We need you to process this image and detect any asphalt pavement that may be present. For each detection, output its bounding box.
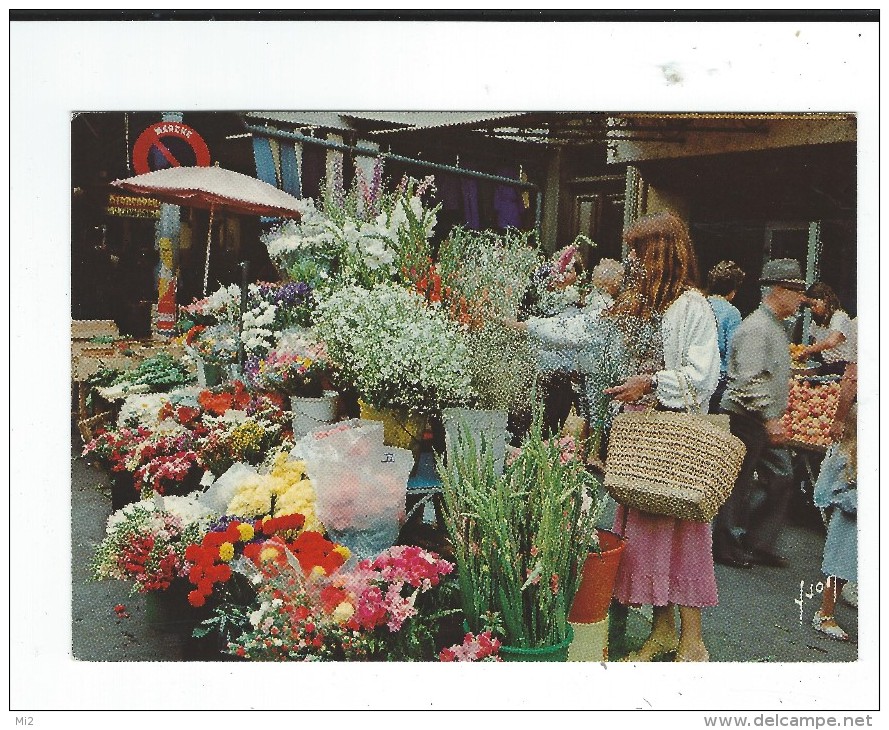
[71,439,858,664]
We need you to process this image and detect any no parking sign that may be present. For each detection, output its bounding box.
[132,122,211,174]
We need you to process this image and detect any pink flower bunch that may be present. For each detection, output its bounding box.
[135,450,199,494]
[82,426,153,472]
[550,435,578,464]
[325,546,454,634]
[361,545,455,592]
[439,632,502,662]
[342,577,418,633]
[182,298,210,316]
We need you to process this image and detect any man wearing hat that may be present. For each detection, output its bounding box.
[713,259,808,568]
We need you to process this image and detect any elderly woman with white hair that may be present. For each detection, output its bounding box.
[505,257,626,433]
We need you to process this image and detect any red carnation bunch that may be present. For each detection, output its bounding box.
[184,513,336,608]
[93,508,195,593]
[198,380,252,416]
[117,533,181,592]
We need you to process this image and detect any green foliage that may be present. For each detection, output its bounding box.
[122,353,192,389]
[437,400,602,649]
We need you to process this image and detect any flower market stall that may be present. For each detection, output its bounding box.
[78,166,615,662]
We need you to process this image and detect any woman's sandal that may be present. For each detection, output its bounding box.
[675,647,710,662]
[812,611,850,641]
[621,635,680,662]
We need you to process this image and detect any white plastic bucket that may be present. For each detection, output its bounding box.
[441,407,509,474]
[290,392,338,439]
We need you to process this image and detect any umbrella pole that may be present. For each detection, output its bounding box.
[238,260,249,376]
[202,203,215,297]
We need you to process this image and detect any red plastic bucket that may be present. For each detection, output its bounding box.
[568,530,627,624]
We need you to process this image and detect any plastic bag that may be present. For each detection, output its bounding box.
[299,419,414,562]
[290,418,384,461]
[196,462,258,514]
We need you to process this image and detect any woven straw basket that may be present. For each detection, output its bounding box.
[604,410,747,522]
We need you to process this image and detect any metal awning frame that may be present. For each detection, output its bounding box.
[244,122,544,240]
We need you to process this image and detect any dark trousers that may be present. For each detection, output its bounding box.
[542,370,579,437]
[713,411,795,555]
[708,374,728,415]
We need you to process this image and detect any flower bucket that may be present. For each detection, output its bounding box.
[358,401,427,460]
[568,617,609,662]
[144,579,201,635]
[195,357,224,388]
[290,391,338,440]
[499,625,574,662]
[441,407,509,474]
[567,530,627,624]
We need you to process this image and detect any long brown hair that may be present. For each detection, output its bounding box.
[611,211,700,317]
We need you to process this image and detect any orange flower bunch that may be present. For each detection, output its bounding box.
[403,259,483,328]
[198,380,252,416]
[245,530,348,578]
[185,513,309,607]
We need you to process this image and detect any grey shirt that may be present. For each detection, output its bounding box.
[720,304,791,421]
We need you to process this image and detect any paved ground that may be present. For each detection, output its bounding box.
[71,439,857,664]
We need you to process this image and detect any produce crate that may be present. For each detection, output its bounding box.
[78,411,112,444]
[71,352,137,382]
[71,319,119,340]
[782,376,841,452]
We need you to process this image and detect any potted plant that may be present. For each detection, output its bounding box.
[246,334,337,440]
[314,282,475,460]
[437,401,604,660]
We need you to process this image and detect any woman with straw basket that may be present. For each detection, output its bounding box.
[603,211,720,663]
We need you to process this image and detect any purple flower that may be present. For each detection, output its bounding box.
[207,514,253,533]
[243,355,262,388]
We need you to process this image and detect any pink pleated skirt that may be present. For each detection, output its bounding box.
[612,505,719,607]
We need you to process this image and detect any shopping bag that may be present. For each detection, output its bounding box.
[603,409,745,522]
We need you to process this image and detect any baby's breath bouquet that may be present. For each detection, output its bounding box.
[315,283,475,414]
[436,227,541,413]
[461,323,538,414]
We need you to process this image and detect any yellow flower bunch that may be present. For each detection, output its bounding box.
[226,473,275,517]
[229,420,266,455]
[224,452,321,531]
[268,452,321,532]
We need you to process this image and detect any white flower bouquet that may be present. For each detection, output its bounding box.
[315,283,475,414]
[260,170,440,292]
